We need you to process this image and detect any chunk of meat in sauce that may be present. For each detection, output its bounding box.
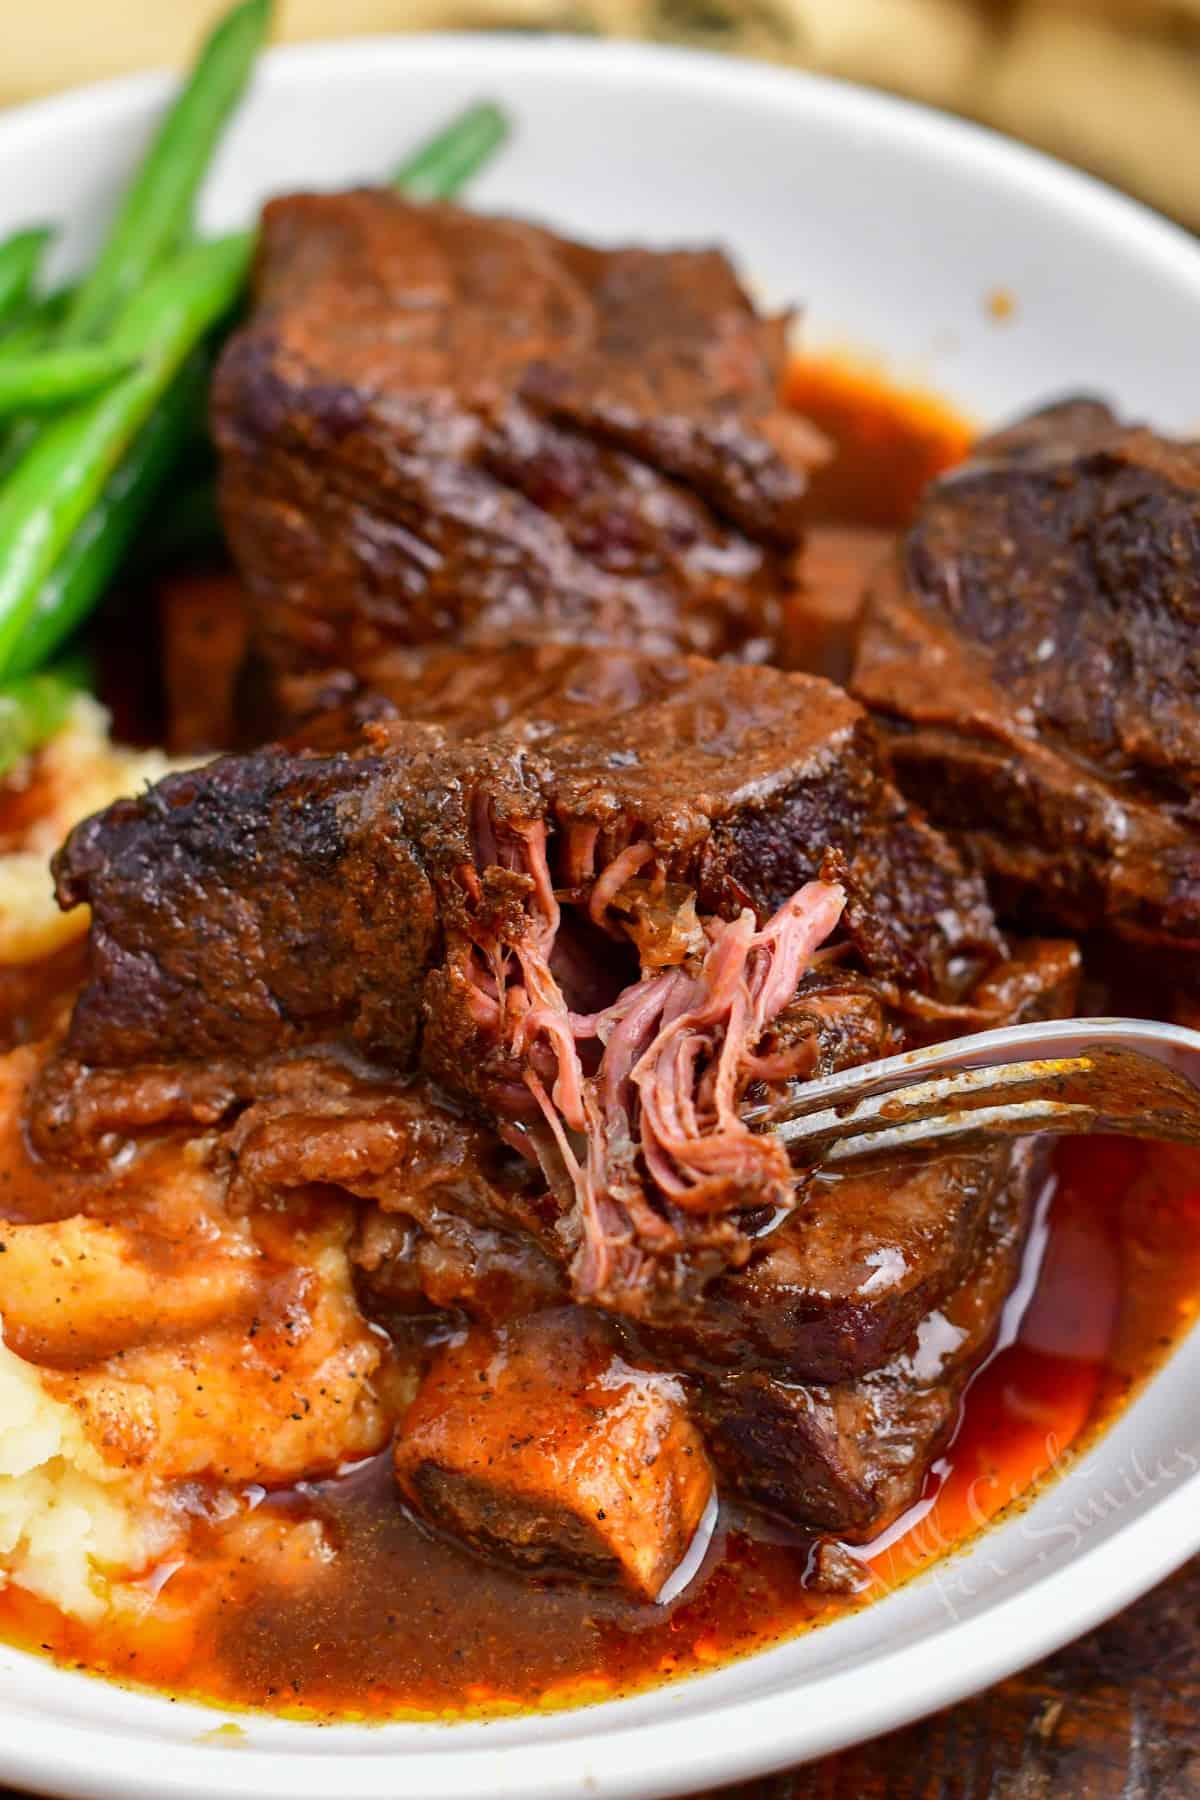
[36,654,1007,1317]
[853,398,1200,948]
[225,1063,565,1328]
[395,1307,713,1599]
[698,1139,1038,1538]
[213,192,819,674]
[221,935,1075,1404]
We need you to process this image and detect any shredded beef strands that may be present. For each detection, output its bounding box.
[587,842,656,928]
[460,809,845,1300]
[621,883,844,1211]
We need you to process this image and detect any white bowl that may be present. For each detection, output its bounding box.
[3,35,1200,1800]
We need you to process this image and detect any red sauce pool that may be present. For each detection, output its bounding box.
[3,1134,1197,1720]
[1,357,1197,1721]
[787,354,974,527]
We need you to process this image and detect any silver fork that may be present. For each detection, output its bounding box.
[749,1017,1200,1166]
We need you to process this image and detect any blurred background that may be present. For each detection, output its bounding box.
[13,1,1200,231]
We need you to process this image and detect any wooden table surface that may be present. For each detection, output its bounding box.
[2,1556,1195,1800]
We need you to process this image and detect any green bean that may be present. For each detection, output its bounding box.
[0,228,54,329]
[0,288,74,362]
[6,359,208,680]
[391,99,510,202]
[0,346,137,416]
[0,232,251,676]
[0,653,90,778]
[0,315,49,363]
[1,95,510,681]
[0,288,82,476]
[59,0,271,344]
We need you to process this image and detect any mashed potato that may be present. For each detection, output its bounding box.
[40,1232,390,1487]
[0,1326,174,1621]
[0,694,185,965]
[0,703,188,1618]
[0,1184,391,1620]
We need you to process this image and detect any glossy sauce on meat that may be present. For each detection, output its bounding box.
[1,356,1197,1721]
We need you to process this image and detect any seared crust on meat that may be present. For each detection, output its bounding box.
[35,655,1013,1305]
[853,399,1200,947]
[213,192,821,677]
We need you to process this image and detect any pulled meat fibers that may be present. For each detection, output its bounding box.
[470,818,844,1301]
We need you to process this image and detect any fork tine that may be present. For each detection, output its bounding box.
[768,1055,1095,1151]
[819,1098,1098,1163]
[819,1090,1200,1164]
[749,1024,1134,1124]
[754,1020,1200,1165]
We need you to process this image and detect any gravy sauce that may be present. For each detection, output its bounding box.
[1,358,1196,1721]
